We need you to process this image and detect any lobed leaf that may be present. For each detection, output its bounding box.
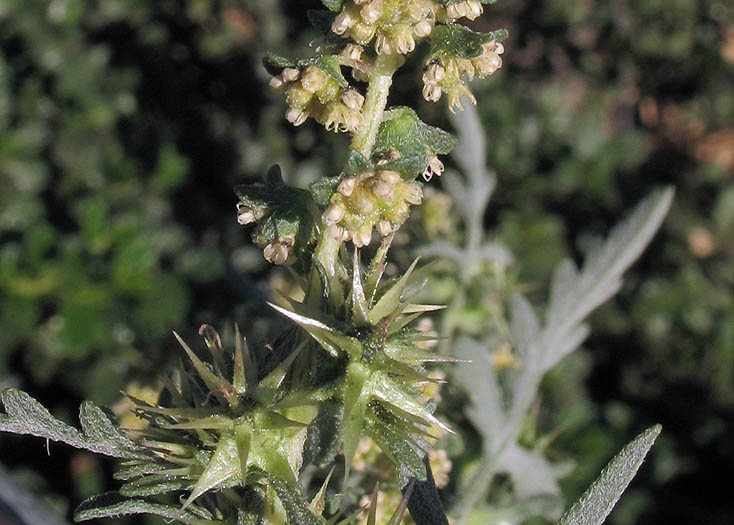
[235,165,318,251]
[0,389,149,460]
[373,108,456,180]
[428,25,507,62]
[74,492,218,524]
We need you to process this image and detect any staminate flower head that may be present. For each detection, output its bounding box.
[422,29,506,112]
[330,0,437,55]
[268,60,364,133]
[323,170,423,247]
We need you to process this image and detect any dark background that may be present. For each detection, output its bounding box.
[0,0,731,523]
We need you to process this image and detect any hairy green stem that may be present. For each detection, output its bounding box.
[309,53,402,307]
[350,53,402,158]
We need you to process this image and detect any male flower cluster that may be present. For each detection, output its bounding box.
[322,170,423,247]
[422,38,504,112]
[270,64,364,132]
[331,0,437,55]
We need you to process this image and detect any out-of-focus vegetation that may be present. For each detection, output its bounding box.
[0,0,731,524]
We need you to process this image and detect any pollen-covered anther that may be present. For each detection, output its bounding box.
[423,154,444,181]
[263,240,291,265]
[236,203,256,225]
[322,202,346,226]
[330,224,350,241]
[393,26,416,54]
[360,0,383,25]
[332,10,356,35]
[338,176,357,197]
[447,85,476,114]
[377,170,400,185]
[422,63,445,102]
[413,20,433,38]
[340,43,364,61]
[473,40,505,77]
[423,83,442,102]
[285,106,309,126]
[341,89,365,111]
[446,1,483,21]
[404,184,423,205]
[281,68,300,82]
[376,220,394,237]
[269,75,286,93]
[352,226,373,248]
[375,33,392,55]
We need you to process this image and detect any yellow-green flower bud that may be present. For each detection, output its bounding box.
[301,66,328,93]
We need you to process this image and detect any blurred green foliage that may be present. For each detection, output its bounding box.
[0,0,731,524]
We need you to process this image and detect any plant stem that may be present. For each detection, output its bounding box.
[350,53,402,158]
[309,52,402,306]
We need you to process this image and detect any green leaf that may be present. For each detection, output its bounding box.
[269,477,323,525]
[559,425,662,525]
[0,389,149,460]
[319,0,345,12]
[428,24,508,61]
[368,257,420,325]
[373,108,456,179]
[235,165,318,250]
[309,175,342,206]
[304,399,343,468]
[74,492,219,524]
[262,52,295,76]
[263,52,347,88]
[344,148,374,175]
[119,476,194,497]
[184,433,240,508]
[368,421,426,481]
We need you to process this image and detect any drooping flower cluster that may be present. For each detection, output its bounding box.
[322,170,423,246]
[270,64,364,132]
[437,0,485,22]
[331,0,437,55]
[423,38,504,112]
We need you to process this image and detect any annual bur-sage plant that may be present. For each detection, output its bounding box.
[0,1,670,524]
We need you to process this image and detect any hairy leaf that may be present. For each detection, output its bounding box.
[540,187,674,371]
[262,53,347,88]
[269,477,323,525]
[319,0,345,12]
[428,25,507,61]
[559,425,661,525]
[234,165,318,250]
[0,389,149,460]
[74,492,218,524]
[373,107,456,180]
